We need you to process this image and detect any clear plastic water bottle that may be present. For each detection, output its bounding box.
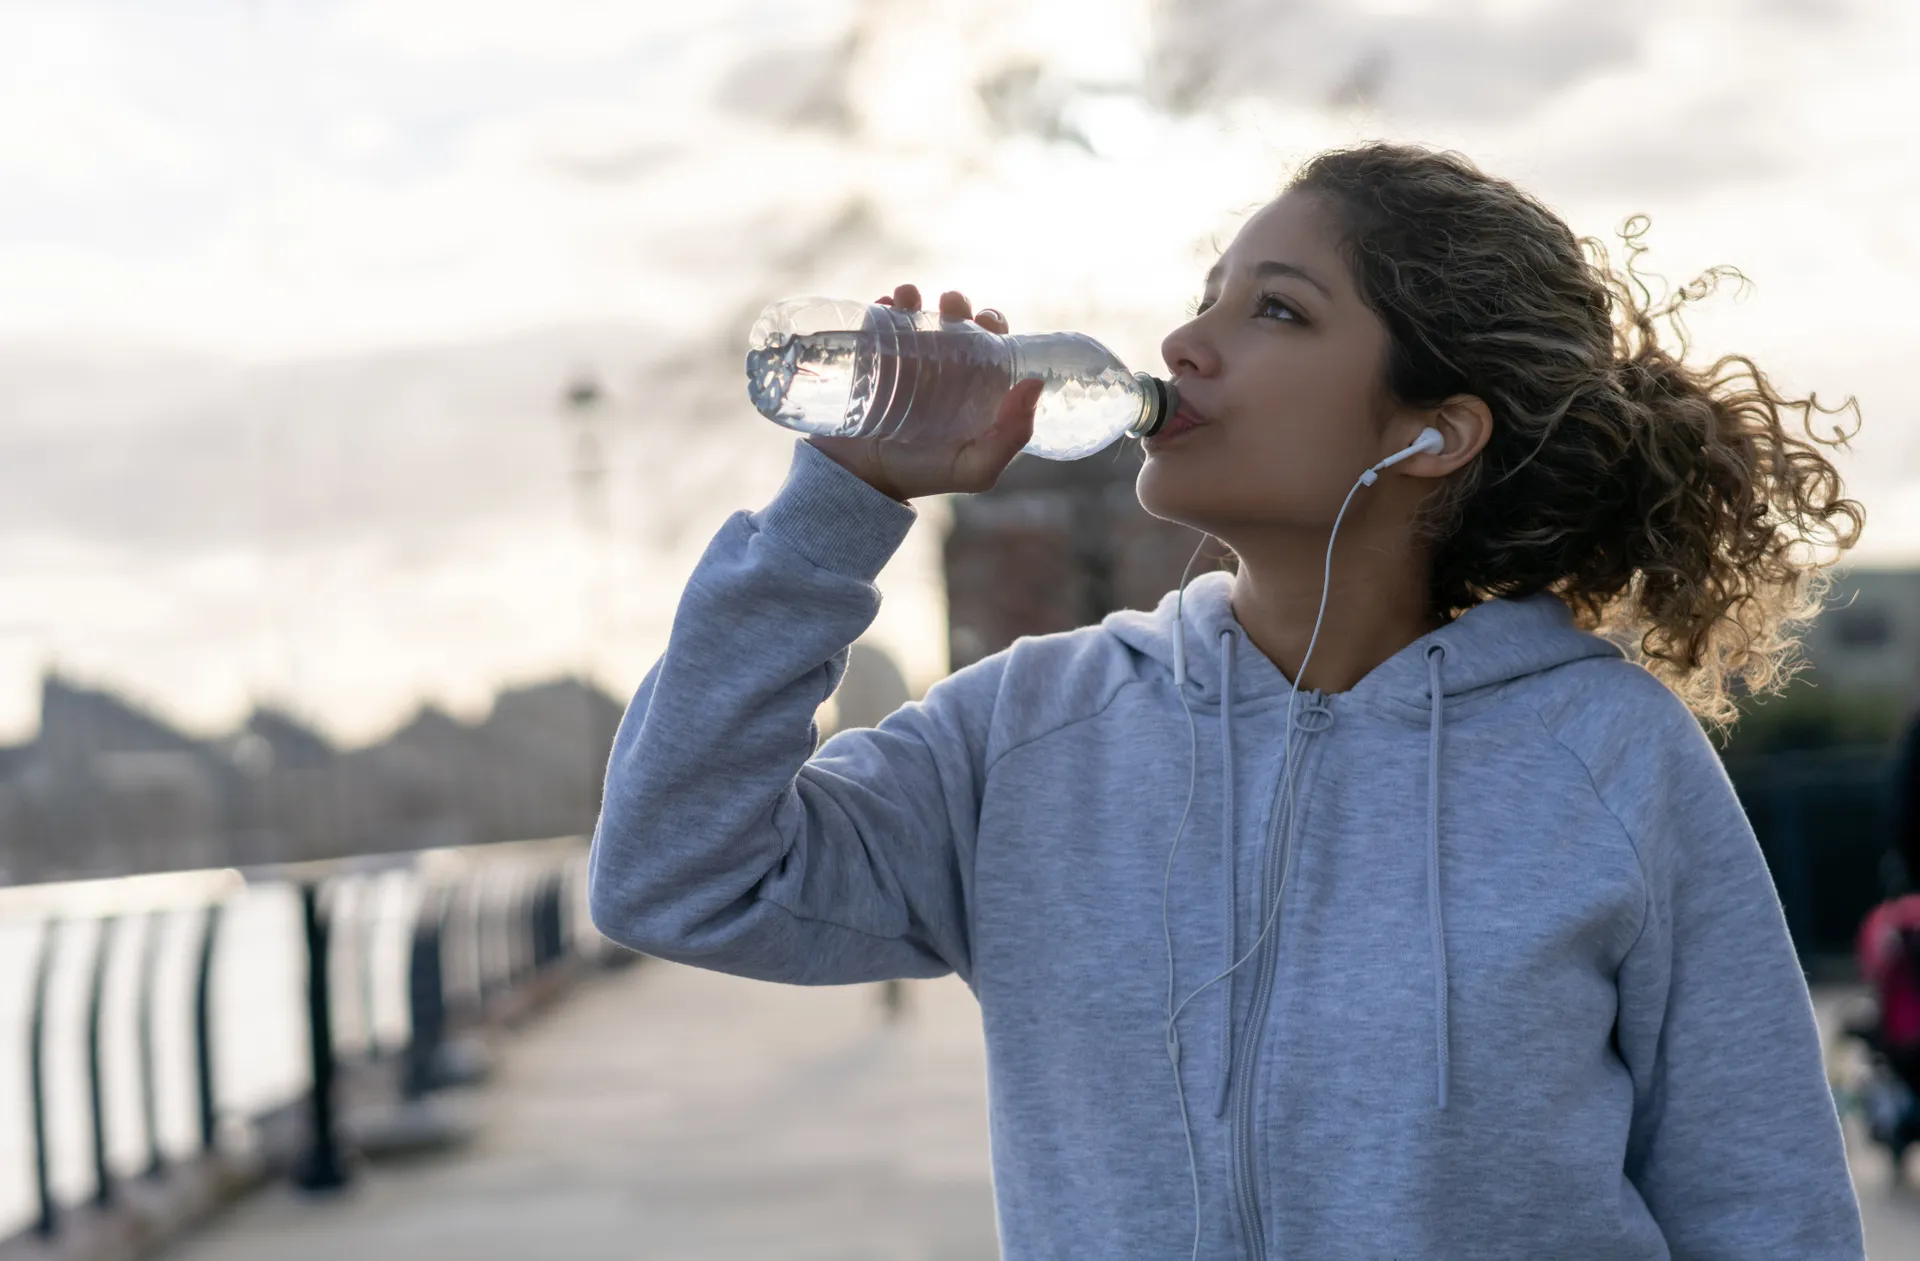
[745,296,1177,461]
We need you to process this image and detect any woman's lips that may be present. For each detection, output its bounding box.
[1146,403,1210,446]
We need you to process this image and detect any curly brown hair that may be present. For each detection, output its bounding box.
[1288,143,1865,731]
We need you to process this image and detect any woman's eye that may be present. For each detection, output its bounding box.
[1256,293,1302,323]
[1187,293,1300,322]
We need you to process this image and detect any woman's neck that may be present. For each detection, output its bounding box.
[1227,527,1439,695]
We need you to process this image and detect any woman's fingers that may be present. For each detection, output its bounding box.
[877,285,1007,331]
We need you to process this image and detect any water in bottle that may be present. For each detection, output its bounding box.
[744,296,1177,461]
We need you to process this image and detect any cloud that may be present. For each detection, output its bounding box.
[337,0,827,64]
[713,35,859,133]
[1145,0,1644,119]
[0,10,206,194]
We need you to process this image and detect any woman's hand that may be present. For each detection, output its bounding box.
[808,284,1041,503]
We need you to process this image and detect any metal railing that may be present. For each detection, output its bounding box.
[0,836,624,1257]
[1724,745,1898,960]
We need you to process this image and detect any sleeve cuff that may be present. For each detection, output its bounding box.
[750,439,919,580]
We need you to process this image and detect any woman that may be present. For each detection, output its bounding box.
[588,144,1866,1258]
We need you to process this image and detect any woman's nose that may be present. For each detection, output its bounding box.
[1161,318,1219,380]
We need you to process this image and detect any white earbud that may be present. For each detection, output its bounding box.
[1359,426,1445,485]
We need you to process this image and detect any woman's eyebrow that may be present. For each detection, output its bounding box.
[1202,259,1333,300]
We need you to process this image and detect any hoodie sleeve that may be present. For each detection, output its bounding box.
[586,440,998,985]
[1611,712,1864,1258]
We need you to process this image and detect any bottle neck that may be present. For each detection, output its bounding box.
[1128,373,1177,437]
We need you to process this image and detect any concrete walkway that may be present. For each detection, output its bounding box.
[157,963,998,1261]
[153,966,1920,1261]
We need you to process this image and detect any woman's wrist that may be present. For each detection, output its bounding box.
[806,436,911,504]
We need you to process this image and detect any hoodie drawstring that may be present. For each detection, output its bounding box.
[1214,630,1238,1117]
[1425,642,1451,1111]
[1202,631,1452,1113]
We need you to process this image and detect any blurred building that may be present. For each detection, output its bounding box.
[0,678,236,882]
[0,674,624,886]
[944,449,1224,669]
[1797,569,1920,701]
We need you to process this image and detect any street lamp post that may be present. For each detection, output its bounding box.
[561,372,615,830]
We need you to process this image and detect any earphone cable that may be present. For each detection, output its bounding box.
[1158,428,1428,1254]
[1160,532,1212,1261]
[1169,472,1366,1026]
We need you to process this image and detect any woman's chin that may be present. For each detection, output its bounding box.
[1134,457,1212,527]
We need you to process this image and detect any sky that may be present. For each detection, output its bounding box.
[0,0,1916,743]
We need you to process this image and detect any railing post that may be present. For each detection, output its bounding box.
[1769,773,1814,952]
[510,874,533,987]
[138,910,167,1178]
[360,876,384,1061]
[440,876,475,1020]
[495,871,518,990]
[28,919,60,1238]
[404,886,449,1099]
[292,881,350,1192]
[499,874,518,989]
[530,873,549,971]
[87,916,120,1209]
[470,875,498,1012]
[537,871,565,969]
[194,902,223,1153]
[558,858,579,959]
[494,873,517,997]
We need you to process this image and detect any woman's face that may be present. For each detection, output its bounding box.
[1138,191,1405,536]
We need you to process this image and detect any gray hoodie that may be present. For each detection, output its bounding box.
[589,440,1864,1259]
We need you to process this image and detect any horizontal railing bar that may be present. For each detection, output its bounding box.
[239,835,586,888]
[0,869,245,919]
[0,836,589,920]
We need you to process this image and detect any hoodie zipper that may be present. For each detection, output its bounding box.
[1229,690,1326,1260]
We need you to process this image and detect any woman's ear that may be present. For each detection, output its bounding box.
[1422,394,1493,474]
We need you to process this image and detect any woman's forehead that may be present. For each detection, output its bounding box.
[1207,194,1346,294]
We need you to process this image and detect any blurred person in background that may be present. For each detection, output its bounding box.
[588,144,1865,1257]
[1839,692,1920,1162]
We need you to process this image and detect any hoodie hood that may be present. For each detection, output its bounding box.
[1104,570,1623,708]
[1104,570,1624,1111]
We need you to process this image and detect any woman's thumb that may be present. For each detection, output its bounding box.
[950,379,1040,491]
[966,378,1042,486]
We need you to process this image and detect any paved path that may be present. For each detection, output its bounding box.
[158,964,998,1261]
[157,966,1920,1260]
